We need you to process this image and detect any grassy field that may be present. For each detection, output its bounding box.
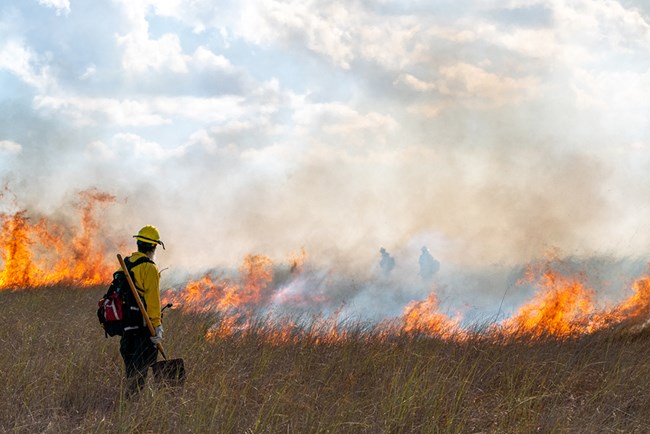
[2,286,650,433]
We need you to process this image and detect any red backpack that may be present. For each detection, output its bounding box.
[97,256,152,337]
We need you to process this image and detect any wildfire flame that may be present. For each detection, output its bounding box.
[162,253,353,344]
[0,189,116,290]
[401,292,460,339]
[163,255,275,339]
[495,263,650,339]
[611,274,650,320]
[163,255,650,344]
[501,270,595,338]
[5,189,650,343]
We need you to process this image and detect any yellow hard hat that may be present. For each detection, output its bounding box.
[133,225,165,249]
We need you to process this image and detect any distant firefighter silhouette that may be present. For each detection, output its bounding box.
[418,246,440,280]
[379,247,396,277]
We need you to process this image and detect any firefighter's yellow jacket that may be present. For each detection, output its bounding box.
[126,251,162,328]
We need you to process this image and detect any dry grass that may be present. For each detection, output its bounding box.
[2,287,650,433]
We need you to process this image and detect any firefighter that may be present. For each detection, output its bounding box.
[418,246,439,281]
[379,247,395,278]
[120,225,165,397]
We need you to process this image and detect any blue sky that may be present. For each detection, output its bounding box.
[1,0,650,278]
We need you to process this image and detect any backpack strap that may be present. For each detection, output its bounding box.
[123,255,154,297]
[121,256,155,332]
[124,255,154,270]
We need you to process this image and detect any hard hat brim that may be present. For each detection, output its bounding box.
[133,235,165,250]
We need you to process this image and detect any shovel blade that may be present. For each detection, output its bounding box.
[152,359,186,387]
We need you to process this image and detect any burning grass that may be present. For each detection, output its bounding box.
[3,286,650,433]
[3,188,650,342]
[157,253,650,345]
[4,191,650,430]
[0,189,116,289]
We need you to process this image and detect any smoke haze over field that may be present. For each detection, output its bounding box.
[2,0,650,303]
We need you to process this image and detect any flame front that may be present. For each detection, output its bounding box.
[401,292,459,339]
[501,271,595,338]
[6,188,650,343]
[163,254,275,339]
[499,265,650,339]
[163,255,650,344]
[612,275,650,320]
[0,210,35,288]
[0,189,115,290]
[163,254,355,344]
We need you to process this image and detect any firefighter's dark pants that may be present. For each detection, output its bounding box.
[120,329,157,396]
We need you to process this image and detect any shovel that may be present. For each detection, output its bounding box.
[117,254,186,387]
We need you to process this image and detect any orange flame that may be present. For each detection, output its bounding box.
[222,254,274,310]
[586,272,650,332]
[9,188,650,343]
[165,254,355,345]
[162,246,650,343]
[163,255,273,312]
[397,260,650,341]
[612,274,650,320]
[499,263,650,339]
[502,270,595,338]
[164,254,274,338]
[401,292,460,339]
[0,210,36,288]
[0,189,115,290]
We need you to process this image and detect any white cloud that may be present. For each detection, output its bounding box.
[118,32,188,74]
[292,102,397,143]
[554,0,650,61]
[79,64,97,80]
[436,62,538,107]
[150,96,247,122]
[114,0,234,76]
[115,0,187,74]
[487,27,558,59]
[185,116,286,156]
[32,93,255,128]
[395,63,539,108]
[33,96,170,127]
[0,140,22,154]
[394,73,437,92]
[192,46,233,71]
[85,140,114,160]
[38,0,70,16]
[117,37,234,77]
[345,18,423,70]
[186,129,217,153]
[0,40,54,91]
[149,0,185,16]
[85,134,190,161]
[238,0,356,68]
[114,133,189,159]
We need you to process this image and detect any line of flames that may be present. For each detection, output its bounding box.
[159,256,650,345]
[3,190,650,343]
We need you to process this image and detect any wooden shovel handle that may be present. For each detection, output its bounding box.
[117,254,167,360]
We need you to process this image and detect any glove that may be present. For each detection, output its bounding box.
[150,325,164,345]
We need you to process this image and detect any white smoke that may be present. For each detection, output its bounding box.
[1,0,650,320]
